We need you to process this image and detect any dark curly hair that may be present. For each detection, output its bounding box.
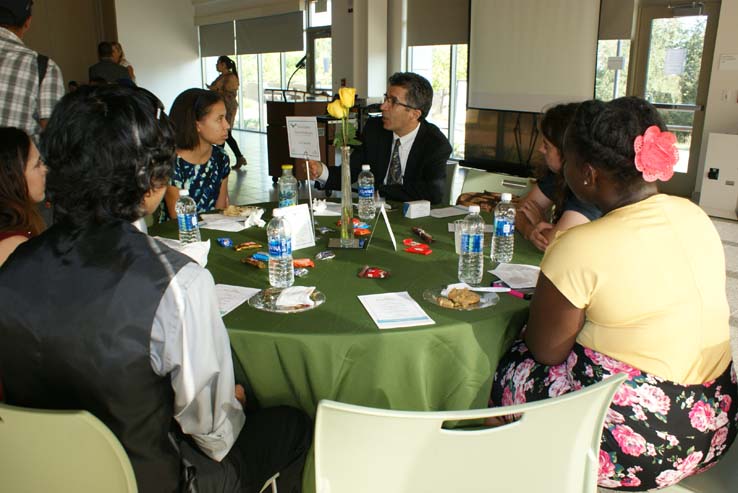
[388,72,433,120]
[0,127,44,236]
[41,85,175,227]
[169,88,224,150]
[565,97,667,190]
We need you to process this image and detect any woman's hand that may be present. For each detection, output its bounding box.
[520,200,545,228]
[235,384,246,408]
[529,221,553,251]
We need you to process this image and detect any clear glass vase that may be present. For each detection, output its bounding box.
[340,146,354,247]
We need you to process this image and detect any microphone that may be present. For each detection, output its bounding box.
[295,55,307,69]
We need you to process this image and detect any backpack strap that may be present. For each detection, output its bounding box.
[37,53,49,85]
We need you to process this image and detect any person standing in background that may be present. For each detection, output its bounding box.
[208,55,247,170]
[111,41,135,82]
[88,41,130,84]
[0,0,65,146]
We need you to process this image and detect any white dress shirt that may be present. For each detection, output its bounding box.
[149,261,245,462]
[315,121,421,185]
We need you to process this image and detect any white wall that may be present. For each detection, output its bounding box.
[115,0,201,111]
[331,0,354,91]
[695,0,738,197]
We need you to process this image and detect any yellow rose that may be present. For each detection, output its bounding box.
[327,99,348,119]
[338,87,356,109]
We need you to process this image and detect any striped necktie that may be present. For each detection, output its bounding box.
[388,139,402,185]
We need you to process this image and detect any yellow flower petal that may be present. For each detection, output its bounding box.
[338,87,356,109]
[327,99,348,119]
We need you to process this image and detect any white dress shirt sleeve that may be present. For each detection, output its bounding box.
[149,262,245,462]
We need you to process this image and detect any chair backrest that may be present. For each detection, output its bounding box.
[315,373,626,493]
[0,403,138,493]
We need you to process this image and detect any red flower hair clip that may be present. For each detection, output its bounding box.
[633,125,679,182]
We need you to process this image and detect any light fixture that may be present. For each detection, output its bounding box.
[668,1,704,17]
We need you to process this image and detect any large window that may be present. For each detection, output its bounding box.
[595,39,631,101]
[408,44,468,158]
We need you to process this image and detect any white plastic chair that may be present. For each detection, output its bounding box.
[0,402,138,492]
[315,373,626,493]
[449,164,535,204]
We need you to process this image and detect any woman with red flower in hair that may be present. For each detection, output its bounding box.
[490,97,737,490]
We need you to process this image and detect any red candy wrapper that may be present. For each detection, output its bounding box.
[411,226,433,243]
[357,265,390,279]
[354,228,371,237]
[293,258,315,268]
[337,217,360,227]
[404,245,432,255]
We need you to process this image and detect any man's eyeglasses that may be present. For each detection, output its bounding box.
[383,93,419,110]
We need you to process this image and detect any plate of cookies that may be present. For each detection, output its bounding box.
[423,286,499,311]
[222,204,260,217]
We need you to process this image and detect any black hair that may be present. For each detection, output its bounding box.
[169,88,224,150]
[565,97,667,190]
[0,1,32,28]
[539,103,579,222]
[41,85,175,227]
[97,41,113,59]
[388,72,433,120]
[217,55,238,77]
[0,127,44,236]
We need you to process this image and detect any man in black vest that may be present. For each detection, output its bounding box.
[0,86,310,493]
[308,72,452,204]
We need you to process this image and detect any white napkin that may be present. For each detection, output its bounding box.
[489,263,541,289]
[276,286,316,308]
[154,237,211,267]
[244,208,266,228]
[200,218,248,232]
[312,199,342,216]
[442,282,510,296]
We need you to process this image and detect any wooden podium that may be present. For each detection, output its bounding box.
[266,101,336,183]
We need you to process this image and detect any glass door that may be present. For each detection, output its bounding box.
[631,2,719,197]
[306,27,332,93]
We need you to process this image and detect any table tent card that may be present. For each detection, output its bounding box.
[285,116,321,229]
[275,203,316,251]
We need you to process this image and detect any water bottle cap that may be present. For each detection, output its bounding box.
[362,164,370,171]
[501,193,512,203]
[178,189,189,197]
[281,164,293,170]
[468,205,480,213]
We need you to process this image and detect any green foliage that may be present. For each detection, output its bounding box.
[333,121,361,147]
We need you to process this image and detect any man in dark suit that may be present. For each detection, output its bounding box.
[88,41,131,84]
[309,72,452,204]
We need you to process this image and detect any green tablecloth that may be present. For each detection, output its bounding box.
[151,204,542,491]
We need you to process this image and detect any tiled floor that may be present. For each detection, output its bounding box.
[226,129,738,341]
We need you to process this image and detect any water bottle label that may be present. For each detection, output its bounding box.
[278,193,297,208]
[494,218,514,237]
[358,185,374,198]
[268,238,292,258]
[461,233,483,253]
[177,213,198,232]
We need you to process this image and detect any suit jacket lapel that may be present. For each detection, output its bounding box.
[376,126,394,183]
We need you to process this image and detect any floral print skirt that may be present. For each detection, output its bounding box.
[491,340,738,490]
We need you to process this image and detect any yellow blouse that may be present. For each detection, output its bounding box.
[541,194,731,385]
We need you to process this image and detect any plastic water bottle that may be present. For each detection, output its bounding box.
[175,189,201,244]
[491,193,516,263]
[278,164,298,207]
[357,164,376,221]
[267,208,294,288]
[457,205,485,286]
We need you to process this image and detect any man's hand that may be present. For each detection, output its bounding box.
[308,160,324,180]
[235,384,246,408]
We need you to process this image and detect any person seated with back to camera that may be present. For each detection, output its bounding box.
[307,72,452,205]
[516,103,602,251]
[0,85,311,493]
[160,88,231,222]
[490,97,737,491]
